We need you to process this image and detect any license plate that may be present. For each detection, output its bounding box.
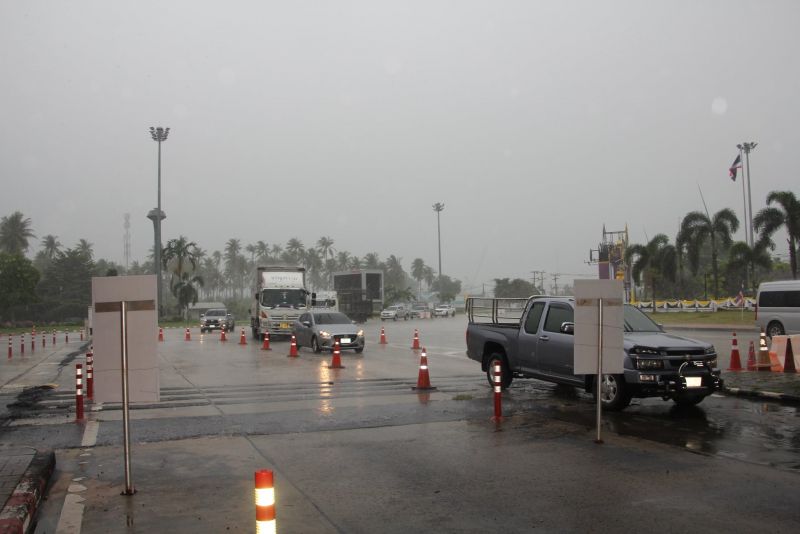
[280,323,290,330]
[340,338,351,344]
[685,376,702,388]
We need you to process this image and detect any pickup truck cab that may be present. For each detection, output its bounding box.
[466,296,722,410]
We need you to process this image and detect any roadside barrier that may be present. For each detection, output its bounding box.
[492,360,503,422]
[254,469,276,534]
[412,348,436,391]
[86,349,94,400]
[158,327,164,342]
[31,330,35,352]
[20,334,24,355]
[261,332,271,351]
[52,330,56,345]
[7,335,12,359]
[288,335,298,357]
[728,332,742,371]
[75,363,84,421]
[65,331,69,343]
[380,326,387,345]
[747,341,756,371]
[41,332,45,349]
[411,329,420,350]
[329,340,344,369]
[185,328,191,341]
[756,330,771,371]
[239,328,247,345]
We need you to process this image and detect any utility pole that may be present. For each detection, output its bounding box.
[148,126,170,318]
[552,273,560,296]
[432,202,445,289]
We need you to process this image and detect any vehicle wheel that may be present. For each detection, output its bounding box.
[355,346,364,354]
[311,337,321,354]
[251,327,259,340]
[393,316,397,321]
[593,374,631,411]
[767,321,785,338]
[485,353,513,389]
[674,394,705,407]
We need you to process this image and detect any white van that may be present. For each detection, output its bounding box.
[756,280,800,337]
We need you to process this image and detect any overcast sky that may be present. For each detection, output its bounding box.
[2,1,798,294]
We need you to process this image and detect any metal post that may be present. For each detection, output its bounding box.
[120,301,135,495]
[433,202,444,287]
[595,298,604,444]
[739,146,748,246]
[745,146,755,249]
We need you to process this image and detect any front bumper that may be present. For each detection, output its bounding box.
[624,368,723,399]
[318,335,365,351]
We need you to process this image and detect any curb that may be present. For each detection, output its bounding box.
[0,450,55,534]
[722,387,800,405]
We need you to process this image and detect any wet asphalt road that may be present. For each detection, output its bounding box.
[2,318,798,473]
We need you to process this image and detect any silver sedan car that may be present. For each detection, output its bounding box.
[293,311,365,353]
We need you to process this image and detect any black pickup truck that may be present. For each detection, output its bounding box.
[465,296,722,410]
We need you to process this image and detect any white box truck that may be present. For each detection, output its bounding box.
[250,266,308,339]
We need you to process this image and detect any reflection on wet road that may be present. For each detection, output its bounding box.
[504,380,800,471]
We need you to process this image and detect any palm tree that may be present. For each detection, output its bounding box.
[625,234,677,304]
[336,251,351,271]
[753,191,800,279]
[411,258,426,299]
[270,244,283,260]
[224,239,243,298]
[363,252,380,269]
[0,211,35,254]
[317,236,335,262]
[726,241,772,293]
[162,236,202,279]
[40,235,62,259]
[679,208,739,298]
[285,238,305,264]
[348,256,362,270]
[76,239,94,260]
[171,271,205,319]
[255,241,270,264]
[422,266,436,290]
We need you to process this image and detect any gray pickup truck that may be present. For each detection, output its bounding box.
[465,296,722,410]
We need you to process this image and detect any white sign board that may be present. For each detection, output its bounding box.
[574,279,624,375]
[91,275,159,403]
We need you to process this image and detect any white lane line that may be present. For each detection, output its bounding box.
[81,420,99,447]
[56,493,85,534]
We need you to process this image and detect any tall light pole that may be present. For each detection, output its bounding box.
[433,202,445,292]
[148,126,169,318]
[737,141,757,248]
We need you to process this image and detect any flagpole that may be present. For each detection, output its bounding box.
[739,146,748,246]
[744,142,757,248]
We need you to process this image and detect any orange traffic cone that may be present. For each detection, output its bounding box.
[288,334,298,357]
[784,338,796,373]
[412,348,436,391]
[380,327,387,345]
[239,328,247,345]
[185,328,191,341]
[158,327,164,342]
[261,332,271,351]
[220,328,228,342]
[411,329,420,350]
[746,340,757,371]
[329,340,344,369]
[727,332,742,371]
[757,329,771,371]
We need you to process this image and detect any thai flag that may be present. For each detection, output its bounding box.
[729,155,742,181]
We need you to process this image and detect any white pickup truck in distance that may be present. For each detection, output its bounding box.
[465,296,722,410]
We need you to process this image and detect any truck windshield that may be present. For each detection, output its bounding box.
[623,305,662,333]
[260,289,306,309]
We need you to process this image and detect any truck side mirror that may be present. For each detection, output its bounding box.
[560,322,575,335]
[311,292,317,306]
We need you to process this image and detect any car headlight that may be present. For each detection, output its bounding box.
[319,331,331,338]
[634,358,664,370]
[704,346,716,355]
[357,329,364,337]
[706,358,718,368]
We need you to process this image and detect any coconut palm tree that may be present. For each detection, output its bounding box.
[422,266,436,290]
[336,251,351,271]
[162,236,203,314]
[285,238,305,264]
[411,258,426,299]
[76,239,94,260]
[171,271,204,319]
[363,252,380,269]
[0,211,35,255]
[40,235,62,259]
[753,190,800,279]
[317,236,335,262]
[625,234,677,304]
[224,239,243,298]
[255,241,270,264]
[679,208,739,298]
[348,256,362,270]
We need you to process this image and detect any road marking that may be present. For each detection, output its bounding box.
[81,420,99,447]
[56,492,85,534]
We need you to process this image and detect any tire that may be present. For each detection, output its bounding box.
[251,327,259,340]
[593,374,631,411]
[355,346,364,354]
[485,353,513,389]
[393,316,397,321]
[311,336,321,354]
[767,321,785,338]
[674,394,706,407]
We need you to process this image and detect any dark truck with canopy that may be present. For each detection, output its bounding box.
[465,296,722,410]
